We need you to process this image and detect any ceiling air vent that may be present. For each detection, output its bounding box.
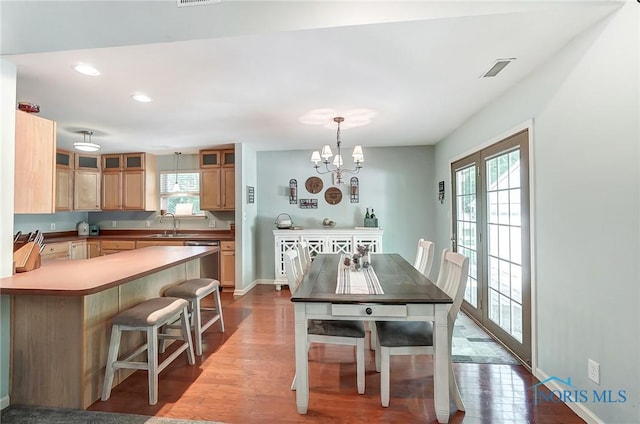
[177,0,221,7]
[481,58,516,78]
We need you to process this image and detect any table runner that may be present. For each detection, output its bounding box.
[335,254,384,294]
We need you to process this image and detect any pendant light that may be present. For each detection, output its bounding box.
[74,131,100,152]
[172,152,182,192]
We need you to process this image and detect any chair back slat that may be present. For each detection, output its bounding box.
[296,240,312,273]
[413,238,435,278]
[284,248,304,294]
[435,249,470,321]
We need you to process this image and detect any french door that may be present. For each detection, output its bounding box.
[451,130,531,365]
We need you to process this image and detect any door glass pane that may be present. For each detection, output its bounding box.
[455,164,478,308]
[486,150,523,341]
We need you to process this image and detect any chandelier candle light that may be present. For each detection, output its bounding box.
[311,117,364,184]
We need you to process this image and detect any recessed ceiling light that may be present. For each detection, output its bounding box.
[74,63,100,76]
[131,93,152,103]
[481,58,516,78]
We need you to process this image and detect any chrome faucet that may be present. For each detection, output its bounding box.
[160,212,178,235]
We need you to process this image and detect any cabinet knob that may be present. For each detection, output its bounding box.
[365,307,373,315]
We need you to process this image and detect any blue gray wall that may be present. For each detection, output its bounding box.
[433,4,638,423]
[255,145,436,280]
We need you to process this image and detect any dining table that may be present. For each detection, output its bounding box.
[291,253,457,423]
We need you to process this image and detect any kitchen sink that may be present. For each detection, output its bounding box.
[145,233,203,238]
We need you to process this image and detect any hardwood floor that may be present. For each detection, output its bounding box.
[89,285,584,423]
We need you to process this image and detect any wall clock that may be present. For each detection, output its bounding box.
[305,176,323,194]
[324,187,343,205]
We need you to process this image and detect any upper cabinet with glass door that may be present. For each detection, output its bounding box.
[199,146,235,211]
[199,146,234,168]
[102,153,145,171]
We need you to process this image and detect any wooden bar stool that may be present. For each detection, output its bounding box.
[101,297,195,405]
[163,278,225,356]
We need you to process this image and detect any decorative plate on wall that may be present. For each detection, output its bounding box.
[305,176,323,194]
[324,187,343,205]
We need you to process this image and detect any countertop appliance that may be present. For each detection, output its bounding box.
[275,213,293,229]
[77,221,89,236]
[185,240,221,286]
[89,224,100,236]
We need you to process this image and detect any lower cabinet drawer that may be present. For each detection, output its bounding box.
[100,240,136,250]
[331,304,407,318]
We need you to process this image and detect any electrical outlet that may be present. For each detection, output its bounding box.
[209,220,216,228]
[588,359,600,385]
[50,223,56,230]
[112,221,117,228]
[145,220,151,228]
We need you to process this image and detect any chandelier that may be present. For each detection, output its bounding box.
[310,117,363,184]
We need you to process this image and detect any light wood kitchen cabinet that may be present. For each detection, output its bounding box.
[55,149,73,211]
[87,241,101,258]
[200,161,235,211]
[100,240,136,255]
[74,170,101,210]
[199,148,234,168]
[70,241,88,259]
[101,153,157,211]
[220,241,235,288]
[14,110,56,214]
[101,172,121,210]
[199,147,234,211]
[73,152,101,210]
[40,241,70,261]
[200,169,221,210]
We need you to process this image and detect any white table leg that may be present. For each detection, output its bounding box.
[294,303,309,414]
[434,304,450,423]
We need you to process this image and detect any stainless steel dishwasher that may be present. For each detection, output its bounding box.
[185,240,220,283]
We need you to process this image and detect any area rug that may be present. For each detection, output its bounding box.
[452,312,521,365]
[0,405,225,424]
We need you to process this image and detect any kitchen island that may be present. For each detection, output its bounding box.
[0,246,218,409]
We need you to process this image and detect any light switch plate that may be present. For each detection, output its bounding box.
[588,359,600,385]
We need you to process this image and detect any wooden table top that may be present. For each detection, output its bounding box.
[0,246,218,296]
[291,253,452,304]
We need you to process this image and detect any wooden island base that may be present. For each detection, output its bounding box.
[1,246,217,409]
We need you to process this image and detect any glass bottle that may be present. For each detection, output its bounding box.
[371,209,376,219]
[365,208,370,219]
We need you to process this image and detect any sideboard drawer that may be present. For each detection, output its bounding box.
[331,304,407,318]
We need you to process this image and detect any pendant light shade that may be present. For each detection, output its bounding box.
[74,131,100,152]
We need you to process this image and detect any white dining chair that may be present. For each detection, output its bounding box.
[296,240,312,274]
[374,249,469,408]
[413,238,435,279]
[284,248,366,394]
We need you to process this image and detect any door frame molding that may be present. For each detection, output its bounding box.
[447,119,537,371]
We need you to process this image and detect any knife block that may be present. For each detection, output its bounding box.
[13,242,41,273]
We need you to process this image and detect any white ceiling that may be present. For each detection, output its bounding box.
[1,1,619,155]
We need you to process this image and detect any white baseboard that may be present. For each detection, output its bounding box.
[232,279,285,297]
[256,279,285,290]
[534,368,604,424]
[1,395,10,410]
[232,280,258,297]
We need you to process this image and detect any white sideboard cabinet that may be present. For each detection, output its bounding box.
[273,228,384,289]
